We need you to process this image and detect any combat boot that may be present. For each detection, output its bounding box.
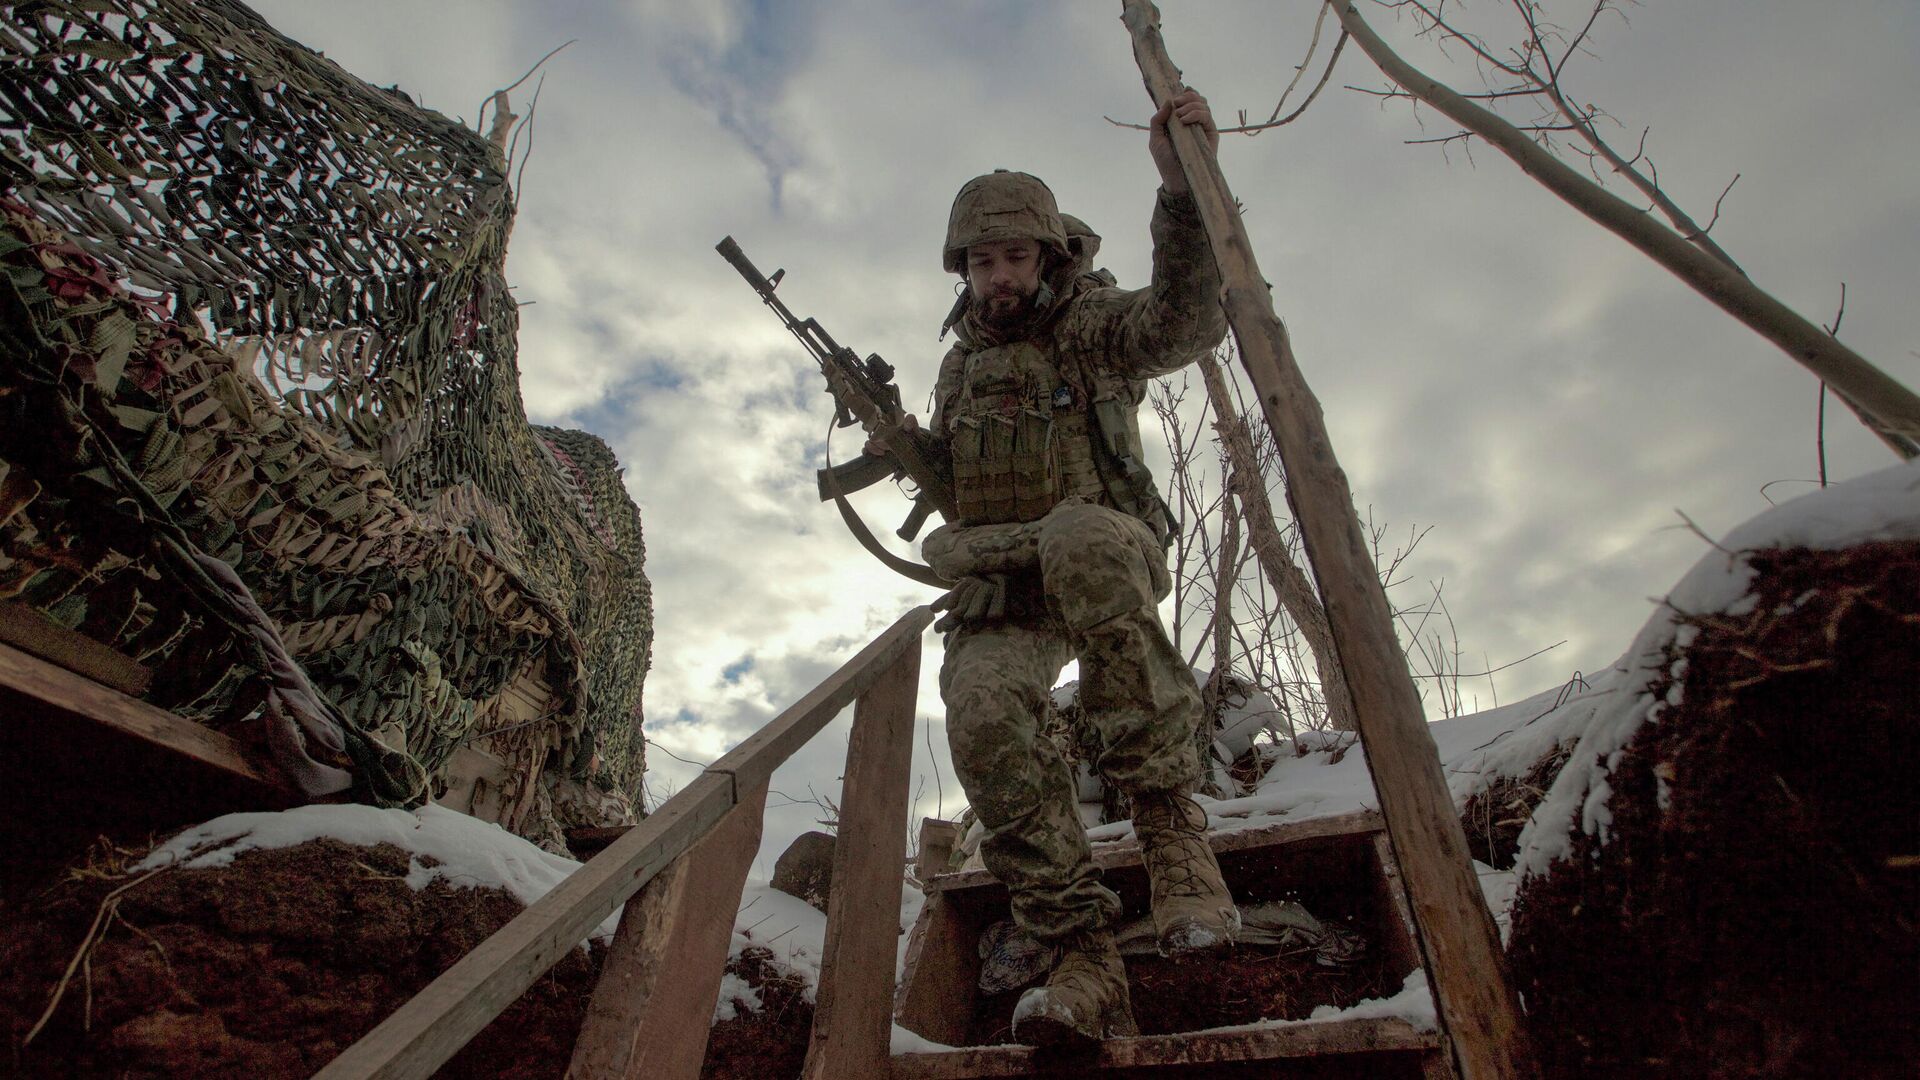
[1011,928,1135,1047]
[1132,790,1241,955]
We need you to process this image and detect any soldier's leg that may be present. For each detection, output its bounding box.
[1037,503,1239,954]
[940,617,1119,942]
[1035,502,1200,790]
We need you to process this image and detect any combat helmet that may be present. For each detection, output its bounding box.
[943,169,1070,274]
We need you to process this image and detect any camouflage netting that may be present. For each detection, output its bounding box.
[0,0,651,843]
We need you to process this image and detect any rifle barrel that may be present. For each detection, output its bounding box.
[715,235,775,295]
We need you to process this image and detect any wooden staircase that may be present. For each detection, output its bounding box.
[5,598,1514,1078]
[893,810,1450,1079]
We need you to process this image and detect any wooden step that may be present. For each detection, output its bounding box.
[896,808,1450,1077]
[922,809,1389,897]
[891,1015,1445,1078]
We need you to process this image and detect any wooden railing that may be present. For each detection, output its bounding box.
[314,605,933,1080]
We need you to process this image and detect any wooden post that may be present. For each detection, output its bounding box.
[566,781,768,1079]
[315,607,932,1080]
[0,601,152,695]
[1118,3,1535,1075]
[800,642,921,1079]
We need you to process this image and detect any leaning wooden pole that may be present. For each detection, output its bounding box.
[1118,3,1536,1076]
[1330,1,1920,456]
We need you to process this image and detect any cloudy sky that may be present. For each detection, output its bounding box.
[245,0,1919,872]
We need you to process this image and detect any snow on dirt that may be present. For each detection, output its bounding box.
[1070,662,1612,868]
[135,801,918,1030]
[1515,457,1920,879]
[136,802,624,940]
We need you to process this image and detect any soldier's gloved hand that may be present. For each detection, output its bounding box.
[931,573,1009,634]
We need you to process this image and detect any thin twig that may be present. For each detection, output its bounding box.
[25,866,172,1046]
[475,39,576,135]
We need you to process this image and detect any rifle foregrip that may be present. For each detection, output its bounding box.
[716,236,774,294]
[816,453,898,501]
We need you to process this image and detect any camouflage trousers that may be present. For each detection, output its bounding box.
[939,502,1201,943]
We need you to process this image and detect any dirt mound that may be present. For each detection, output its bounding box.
[0,839,601,1078]
[701,946,814,1080]
[1507,541,1920,1078]
[1460,741,1572,870]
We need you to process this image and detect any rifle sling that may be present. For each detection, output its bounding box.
[830,489,950,589]
[817,450,950,588]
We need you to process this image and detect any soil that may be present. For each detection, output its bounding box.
[1507,541,1920,1078]
[700,946,814,1080]
[0,839,602,1079]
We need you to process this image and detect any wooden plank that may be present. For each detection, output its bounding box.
[1424,1044,1460,1080]
[915,817,962,881]
[892,892,980,1048]
[1371,832,1426,985]
[888,1016,1442,1078]
[1118,4,1536,1075]
[313,771,736,1080]
[924,809,1383,895]
[801,641,923,1080]
[708,606,931,795]
[567,781,768,1079]
[0,600,151,695]
[0,640,287,796]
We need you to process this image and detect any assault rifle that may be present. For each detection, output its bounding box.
[716,237,956,578]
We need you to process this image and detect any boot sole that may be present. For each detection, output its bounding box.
[1012,1012,1103,1050]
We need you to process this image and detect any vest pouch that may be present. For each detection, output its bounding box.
[953,414,1017,525]
[950,344,1063,526]
[1006,407,1053,522]
[953,408,1060,525]
[1090,393,1174,547]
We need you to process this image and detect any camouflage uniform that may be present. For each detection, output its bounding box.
[928,180,1227,943]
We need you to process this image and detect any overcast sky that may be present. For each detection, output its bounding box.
[244,0,1919,873]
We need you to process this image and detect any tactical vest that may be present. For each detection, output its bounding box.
[945,338,1173,544]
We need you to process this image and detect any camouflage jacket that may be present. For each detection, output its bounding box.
[928,189,1227,543]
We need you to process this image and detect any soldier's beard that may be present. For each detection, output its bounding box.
[974,285,1039,334]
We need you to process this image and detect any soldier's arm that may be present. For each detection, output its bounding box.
[1082,189,1226,381]
[1071,88,1228,380]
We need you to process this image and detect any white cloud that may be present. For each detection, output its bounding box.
[245,0,1920,869]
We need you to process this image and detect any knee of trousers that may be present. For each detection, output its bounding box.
[1036,503,1168,633]
[1079,611,1205,793]
[941,672,1054,828]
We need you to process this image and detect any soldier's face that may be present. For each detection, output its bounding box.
[966,239,1043,322]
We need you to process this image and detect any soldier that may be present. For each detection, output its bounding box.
[912,89,1239,1046]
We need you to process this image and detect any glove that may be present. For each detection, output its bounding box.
[931,573,1010,634]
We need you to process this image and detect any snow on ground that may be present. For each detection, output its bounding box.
[1515,457,1920,879]
[728,877,941,1047]
[136,802,623,939]
[727,883,829,1003]
[1307,968,1438,1031]
[1079,663,1610,851]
